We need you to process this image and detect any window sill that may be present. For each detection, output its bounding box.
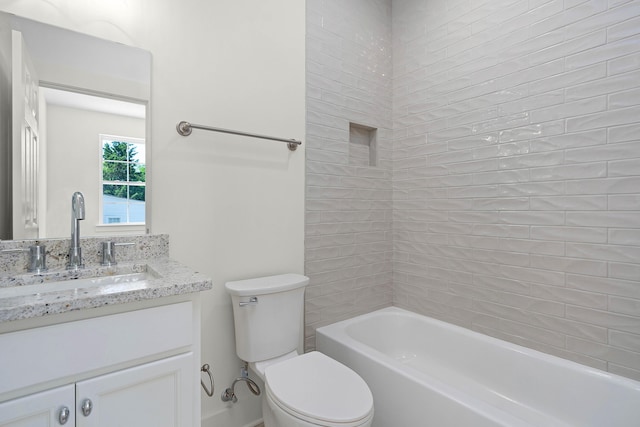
[94,223,146,235]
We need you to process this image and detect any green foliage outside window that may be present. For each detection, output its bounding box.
[102,141,146,201]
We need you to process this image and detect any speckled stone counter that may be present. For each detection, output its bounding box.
[0,235,212,323]
[0,234,170,276]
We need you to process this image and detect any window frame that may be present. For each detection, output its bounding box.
[98,134,146,227]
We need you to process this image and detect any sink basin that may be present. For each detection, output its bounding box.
[0,270,158,298]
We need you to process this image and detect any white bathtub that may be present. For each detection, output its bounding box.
[316,307,640,427]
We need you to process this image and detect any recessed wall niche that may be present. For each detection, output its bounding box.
[349,122,377,167]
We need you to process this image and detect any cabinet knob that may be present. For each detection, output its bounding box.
[58,406,70,424]
[81,398,93,416]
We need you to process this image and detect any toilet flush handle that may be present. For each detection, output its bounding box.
[238,296,258,307]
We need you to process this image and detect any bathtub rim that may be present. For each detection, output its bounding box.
[317,306,640,391]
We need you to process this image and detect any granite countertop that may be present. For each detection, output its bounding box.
[0,257,212,323]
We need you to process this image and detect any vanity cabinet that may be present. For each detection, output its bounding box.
[76,353,192,427]
[0,353,192,426]
[0,299,200,427]
[0,385,75,426]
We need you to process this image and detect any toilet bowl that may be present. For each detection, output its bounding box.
[225,274,374,427]
[258,352,373,427]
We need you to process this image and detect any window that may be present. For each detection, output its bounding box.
[100,135,145,225]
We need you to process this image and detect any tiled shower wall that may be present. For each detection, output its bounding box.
[305,0,394,350]
[306,0,640,380]
[393,0,640,379]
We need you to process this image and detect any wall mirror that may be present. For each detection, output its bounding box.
[0,12,151,240]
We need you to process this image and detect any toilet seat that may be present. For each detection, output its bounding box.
[264,352,374,426]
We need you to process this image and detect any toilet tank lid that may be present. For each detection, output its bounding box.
[225,274,309,296]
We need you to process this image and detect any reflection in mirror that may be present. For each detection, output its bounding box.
[41,88,146,238]
[0,12,151,240]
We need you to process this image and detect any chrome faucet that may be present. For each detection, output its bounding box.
[67,191,85,270]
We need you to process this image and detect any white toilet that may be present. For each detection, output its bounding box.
[225,274,374,427]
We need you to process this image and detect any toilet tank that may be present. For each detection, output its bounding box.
[225,274,309,363]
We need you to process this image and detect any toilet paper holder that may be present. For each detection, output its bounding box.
[201,364,215,397]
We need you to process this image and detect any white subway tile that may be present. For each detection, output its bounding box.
[567,105,640,132]
[530,129,606,153]
[473,224,531,238]
[473,197,530,210]
[530,225,608,243]
[497,141,532,157]
[449,210,501,223]
[608,194,640,210]
[609,295,640,316]
[609,87,640,109]
[528,0,565,21]
[499,211,566,225]
[472,112,531,134]
[448,185,501,199]
[530,162,607,181]
[471,0,530,34]
[449,235,499,250]
[498,238,566,255]
[607,14,640,42]
[565,141,640,163]
[499,319,567,347]
[566,242,640,263]
[609,330,640,353]
[565,177,640,195]
[566,211,640,227]
[530,195,607,211]
[567,305,640,335]
[499,90,564,116]
[609,159,640,177]
[529,29,606,66]
[608,52,640,75]
[536,315,609,344]
[530,63,607,95]
[530,96,606,123]
[498,120,565,144]
[500,265,565,286]
[609,364,640,382]
[566,70,640,102]
[609,0,634,7]
[499,181,565,196]
[306,162,354,176]
[531,0,607,37]
[567,1,640,36]
[608,123,640,143]
[567,336,640,370]
[609,229,640,246]
[474,169,530,185]
[531,284,607,310]
[566,34,640,70]
[531,254,608,276]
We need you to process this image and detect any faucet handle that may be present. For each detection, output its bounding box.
[1,245,47,273]
[101,241,134,266]
[28,245,47,273]
[101,241,117,266]
[0,248,28,255]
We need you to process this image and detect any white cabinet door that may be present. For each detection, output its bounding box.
[75,353,193,427]
[0,385,75,427]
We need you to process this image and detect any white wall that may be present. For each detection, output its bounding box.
[0,1,306,425]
